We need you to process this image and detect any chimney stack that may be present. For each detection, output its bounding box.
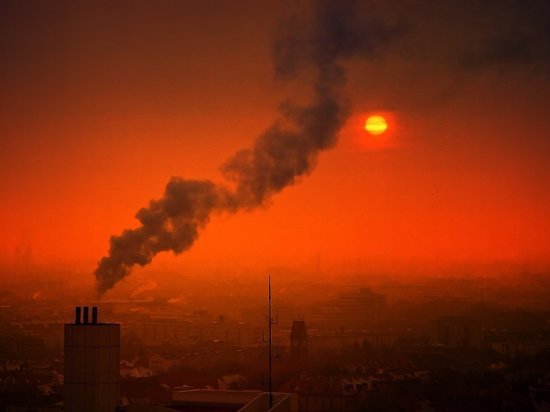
[74,306,100,325]
[83,306,89,324]
[64,306,120,411]
[92,306,98,324]
[75,306,81,324]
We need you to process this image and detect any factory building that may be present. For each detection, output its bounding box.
[64,306,120,412]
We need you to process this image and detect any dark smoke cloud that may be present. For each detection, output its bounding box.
[385,0,550,72]
[459,11,550,72]
[95,0,398,294]
[273,0,401,79]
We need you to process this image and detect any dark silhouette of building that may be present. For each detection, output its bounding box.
[309,288,386,329]
[433,316,481,348]
[64,306,120,412]
[290,320,308,362]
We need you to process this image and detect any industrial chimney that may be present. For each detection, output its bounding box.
[64,306,120,412]
[75,306,81,324]
[83,306,89,324]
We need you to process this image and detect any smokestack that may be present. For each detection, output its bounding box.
[83,306,89,324]
[92,307,98,324]
[75,306,81,324]
[64,309,120,412]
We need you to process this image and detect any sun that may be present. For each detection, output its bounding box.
[364,115,388,135]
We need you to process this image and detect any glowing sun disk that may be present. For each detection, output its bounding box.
[365,115,388,135]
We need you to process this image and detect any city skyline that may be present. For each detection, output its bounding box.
[2,2,550,410]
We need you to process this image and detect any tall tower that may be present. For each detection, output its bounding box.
[290,320,308,362]
[64,306,120,412]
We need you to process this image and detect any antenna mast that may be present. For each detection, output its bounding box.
[261,275,278,409]
[268,274,273,409]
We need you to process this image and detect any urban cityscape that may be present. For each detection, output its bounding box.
[1,0,550,411]
[0,270,549,411]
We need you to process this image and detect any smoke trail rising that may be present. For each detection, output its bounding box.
[95,0,397,294]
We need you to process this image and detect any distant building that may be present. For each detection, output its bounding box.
[125,317,262,348]
[491,332,550,358]
[282,370,425,412]
[309,288,386,330]
[433,316,482,349]
[290,320,308,362]
[217,374,249,390]
[64,306,120,412]
[148,353,180,373]
[307,330,399,352]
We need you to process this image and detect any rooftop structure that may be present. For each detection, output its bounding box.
[126,389,297,412]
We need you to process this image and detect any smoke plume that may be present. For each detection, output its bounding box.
[95,0,397,294]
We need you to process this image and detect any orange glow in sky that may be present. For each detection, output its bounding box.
[1,1,549,285]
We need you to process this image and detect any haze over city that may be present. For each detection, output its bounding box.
[1,1,549,411]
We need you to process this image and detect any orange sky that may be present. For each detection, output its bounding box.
[1,1,549,283]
